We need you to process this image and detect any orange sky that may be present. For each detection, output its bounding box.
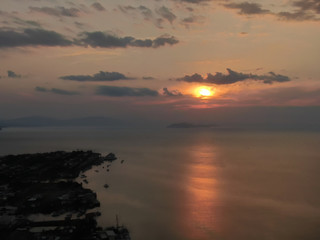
[0,0,320,124]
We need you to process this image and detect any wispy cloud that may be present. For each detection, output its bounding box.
[277,0,320,21]
[91,3,106,11]
[29,6,81,17]
[156,6,177,24]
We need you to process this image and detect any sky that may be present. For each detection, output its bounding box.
[0,0,320,126]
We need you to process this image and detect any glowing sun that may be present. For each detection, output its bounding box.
[195,87,215,98]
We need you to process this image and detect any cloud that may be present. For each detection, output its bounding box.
[91,3,106,11]
[224,2,270,15]
[35,87,80,95]
[118,5,163,28]
[277,11,316,21]
[60,71,131,82]
[152,35,179,47]
[294,0,320,13]
[177,68,291,84]
[8,70,21,78]
[78,32,179,48]
[0,28,72,48]
[96,86,159,97]
[156,6,177,24]
[178,0,211,3]
[0,28,178,49]
[162,87,183,96]
[137,5,154,20]
[223,0,320,21]
[181,15,205,27]
[142,76,155,80]
[276,0,320,21]
[29,6,81,17]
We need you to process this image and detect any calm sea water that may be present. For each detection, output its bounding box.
[1,127,320,240]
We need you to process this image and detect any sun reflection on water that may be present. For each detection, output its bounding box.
[180,143,222,240]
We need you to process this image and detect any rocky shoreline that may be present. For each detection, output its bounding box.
[0,150,130,240]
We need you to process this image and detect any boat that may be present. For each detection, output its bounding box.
[105,153,117,161]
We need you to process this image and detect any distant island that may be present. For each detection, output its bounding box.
[167,122,218,128]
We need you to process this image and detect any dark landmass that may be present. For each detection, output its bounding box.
[0,150,130,240]
[167,122,218,128]
[0,116,122,128]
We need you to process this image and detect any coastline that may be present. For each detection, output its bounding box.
[0,150,130,240]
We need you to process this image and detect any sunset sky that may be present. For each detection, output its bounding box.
[1,0,320,126]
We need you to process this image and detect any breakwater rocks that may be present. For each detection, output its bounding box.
[0,150,130,240]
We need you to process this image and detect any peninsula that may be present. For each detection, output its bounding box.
[0,150,130,240]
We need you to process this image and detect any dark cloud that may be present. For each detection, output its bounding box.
[276,0,320,21]
[96,86,159,97]
[294,0,320,13]
[91,3,106,11]
[277,11,316,21]
[78,32,179,48]
[177,68,291,85]
[0,28,178,49]
[181,15,205,27]
[223,0,320,21]
[8,70,21,78]
[142,76,155,80]
[162,87,183,96]
[152,35,179,47]
[29,6,81,17]
[0,28,72,48]
[224,2,270,15]
[156,6,176,24]
[178,0,211,3]
[60,71,131,82]
[35,87,80,95]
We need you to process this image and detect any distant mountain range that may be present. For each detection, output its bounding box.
[0,116,122,128]
[167,122,218,128]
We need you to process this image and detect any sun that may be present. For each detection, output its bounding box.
[195,86,215,98]
[199,88,211,97]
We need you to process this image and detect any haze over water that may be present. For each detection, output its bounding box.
[1,127,320,240]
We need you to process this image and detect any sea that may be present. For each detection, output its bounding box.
[0,126,320,240]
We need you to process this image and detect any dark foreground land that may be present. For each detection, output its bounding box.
[0,150,130,240]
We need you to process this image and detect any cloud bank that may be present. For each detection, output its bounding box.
[0,28,72,48]
[96,86,159,97]
[224,2,270,15]
[79,32,179,48]
[35,87,80,95]
[60,71,131,82]
[177,68,291,84]
[0,28,179,49]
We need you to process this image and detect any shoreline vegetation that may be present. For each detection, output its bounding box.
[0,150,131,240]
